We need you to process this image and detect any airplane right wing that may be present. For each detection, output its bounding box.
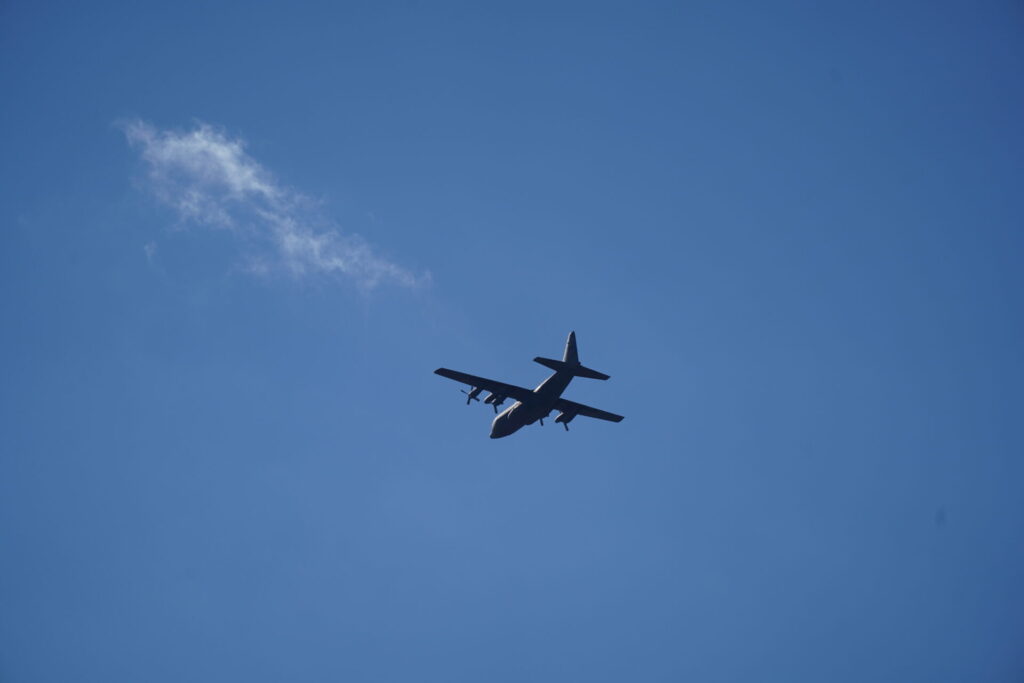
[434,368,536,403]
[553,398,624,423]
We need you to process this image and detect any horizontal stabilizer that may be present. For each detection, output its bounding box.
[533,357,610,380]
[573,365,610,380]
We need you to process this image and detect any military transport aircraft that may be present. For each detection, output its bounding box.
[435,331,624,438]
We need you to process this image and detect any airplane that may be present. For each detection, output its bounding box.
[435,331,624,439]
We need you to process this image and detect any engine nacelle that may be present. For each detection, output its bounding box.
[484,393,507,413]
[467,387,483,400]
[554,411,577,430]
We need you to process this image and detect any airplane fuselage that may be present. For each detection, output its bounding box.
[490,370,573,438]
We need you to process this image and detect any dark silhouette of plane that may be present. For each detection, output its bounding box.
[435,331,624,438]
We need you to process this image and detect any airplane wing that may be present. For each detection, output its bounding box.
[434,368,536,403]
[554,398,624,423]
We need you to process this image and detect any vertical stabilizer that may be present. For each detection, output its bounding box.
[564,331,580,366]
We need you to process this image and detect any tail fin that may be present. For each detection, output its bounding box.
[533,331,610,380]
[563,331,579,364]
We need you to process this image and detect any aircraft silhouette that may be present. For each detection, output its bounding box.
[435,331,624,438]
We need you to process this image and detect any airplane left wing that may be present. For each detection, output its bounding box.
[434,368,536,403]
[554,397,624,423]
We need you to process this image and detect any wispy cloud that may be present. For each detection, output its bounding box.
[122,120,426,290]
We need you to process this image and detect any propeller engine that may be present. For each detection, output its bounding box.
[554,411,577,431]
[483,393,507,413]
[461,387,483,405]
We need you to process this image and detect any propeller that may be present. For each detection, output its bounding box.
[461,387,483,405]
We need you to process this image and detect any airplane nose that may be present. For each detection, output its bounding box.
[490,413,509,438]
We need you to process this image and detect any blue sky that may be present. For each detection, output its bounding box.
[2,2,1023,681]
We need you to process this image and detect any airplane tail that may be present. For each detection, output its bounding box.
[563,330,580,365]
[533,331,610,380]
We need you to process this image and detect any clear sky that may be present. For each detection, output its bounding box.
[2,2,1023,681]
